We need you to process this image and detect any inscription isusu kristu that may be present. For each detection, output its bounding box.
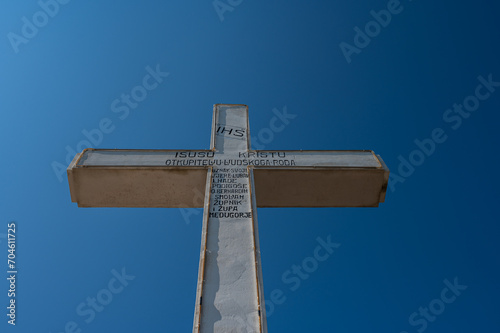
[165,151,296,167]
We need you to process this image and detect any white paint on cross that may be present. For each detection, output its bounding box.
[67,104,389,333]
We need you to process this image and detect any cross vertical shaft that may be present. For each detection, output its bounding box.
[193,105,266,333]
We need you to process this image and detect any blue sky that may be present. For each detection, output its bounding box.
[1,0,500,332]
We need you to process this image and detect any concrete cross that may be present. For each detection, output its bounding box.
[67,104,389,333]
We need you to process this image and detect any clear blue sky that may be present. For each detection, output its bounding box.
[1,1,500,332]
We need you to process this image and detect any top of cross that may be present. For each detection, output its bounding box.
[211,104,250,153]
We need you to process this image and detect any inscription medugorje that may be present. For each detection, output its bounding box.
[210,168,251,219]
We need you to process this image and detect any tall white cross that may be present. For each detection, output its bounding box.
[67,104,389,332]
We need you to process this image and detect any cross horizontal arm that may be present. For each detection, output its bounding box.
[72,149,383,168]
[68,148,389,208]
